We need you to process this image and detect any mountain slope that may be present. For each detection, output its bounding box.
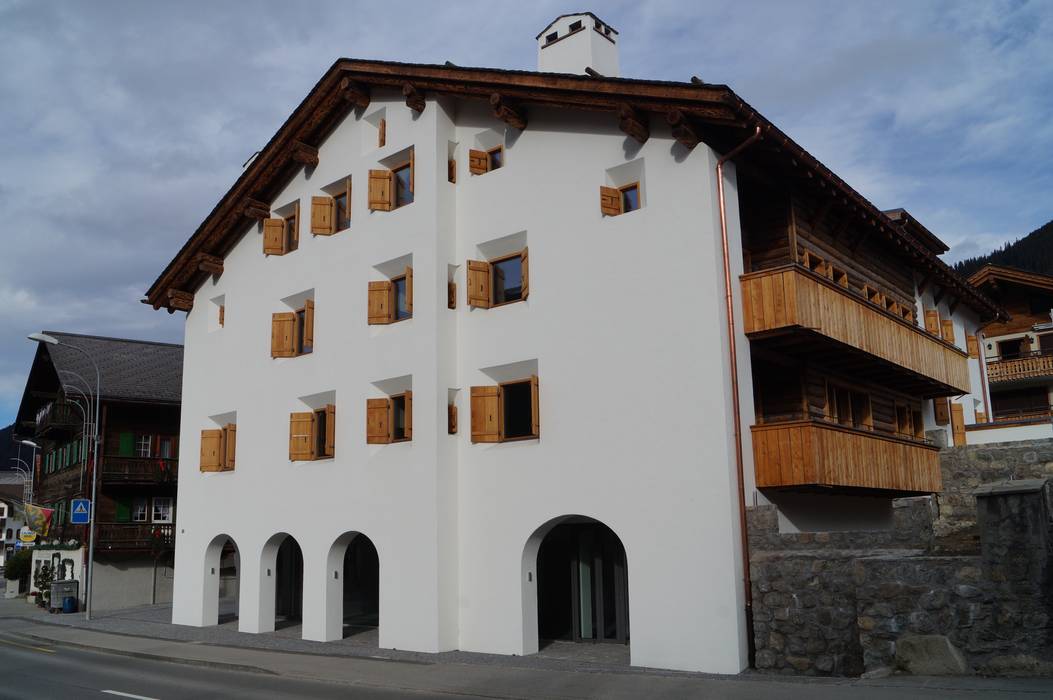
[954,219,1053,278]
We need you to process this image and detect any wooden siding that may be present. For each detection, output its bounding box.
[986,354,1053,384]
[752,420,941,493]
[742,265,969,393]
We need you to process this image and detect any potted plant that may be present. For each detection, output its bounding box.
[32,562,54,609]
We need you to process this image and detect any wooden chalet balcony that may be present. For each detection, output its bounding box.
[97,523,175,551]
[100,456,177,484]
[741,265,970,395]
[34,400,81,436]
[752,420,941,493]
[986,351,1053,385]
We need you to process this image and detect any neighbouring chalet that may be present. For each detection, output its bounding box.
[13,332,182,610]
[143,13,1003,673]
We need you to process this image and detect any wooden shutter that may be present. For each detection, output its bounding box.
[409,148,415,193]
[448,404,458,434]
[303,299,315,350]
[933,397,950,426]
[404,390,413,440]
[368,281,393,324]
[448,159,456,183]
[324,404,336,457]
[530,374,540,438]
[289,412,316,461]
[367,398,391,444]
[467,260,491,309]
[520,247,529,300]
[600,186,622,216]
[311,196,334,235]
[406,266,413,314]
[447,282,456,309]
[199,429,223,472]
[966,334,979,358]
[368,169,393,211]
[263,218,286,255]
[378,118,386,147]
[950,403,966,446]
[468,149,489,175]
[218,304,225,327]
[924,309,940,335]
[941,319,955,344]
[271,312,297,357]
[975,411,987,424]
[470,386,501,443]
[222,424,236,470]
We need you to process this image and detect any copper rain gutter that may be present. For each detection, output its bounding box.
[716,124,763,667]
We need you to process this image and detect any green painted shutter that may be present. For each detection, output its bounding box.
[119,432,134,457]
[115,498,131,523]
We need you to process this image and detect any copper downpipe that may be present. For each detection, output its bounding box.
[716,124,763,668]
[977,330,991,422]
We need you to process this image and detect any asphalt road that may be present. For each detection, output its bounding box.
[0,630,475,700]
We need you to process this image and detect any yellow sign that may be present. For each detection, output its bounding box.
[18,526,36,543]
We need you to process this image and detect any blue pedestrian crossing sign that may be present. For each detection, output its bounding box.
[70,498,91,525]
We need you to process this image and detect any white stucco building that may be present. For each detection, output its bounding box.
[147,14,1004,673]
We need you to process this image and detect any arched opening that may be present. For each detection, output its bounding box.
[323,532,380,643]
[274,536,304,630]
[531,517,628,650]
[202,534,239,627]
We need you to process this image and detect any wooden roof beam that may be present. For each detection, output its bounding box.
[916,271,933,295]
[933,285,947,306]
[291,141,318,168]
[402,82,425,113]
[339,77,371,109]
[618,103,649,144]
[167,289,194,312]
[196,253,224,276]
[490,93,527,130]
[666,109,699,149]
[242,197,270,220]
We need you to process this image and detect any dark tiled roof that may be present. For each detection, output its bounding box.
[43,332,183,404]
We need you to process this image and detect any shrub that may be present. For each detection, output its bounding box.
[4,549,31,581]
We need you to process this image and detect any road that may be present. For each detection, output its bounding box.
[0,630,474,700]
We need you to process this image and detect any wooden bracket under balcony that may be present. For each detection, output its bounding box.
[618,103,649,144]
[291,141,319,168]
[196,253,224,275]
[490,93,527,130]
[402,82,425,113]
[167,289,194,312]
[242,197,271,220]
[666,109,699,149]
[339,77,371,109]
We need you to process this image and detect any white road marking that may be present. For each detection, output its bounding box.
[101,691,160,700]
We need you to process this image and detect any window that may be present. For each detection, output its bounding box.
[600,182,642,216]
[394,163,413,208]
[470,376,539,443]
[369,151,414,211]
[310,179,351,235]
[136,435,152,458]
[284,209,299,252]
[366,393,412,444]
[620,183,640,213]
[151,497,173,524]
[367,267,413,325]
[289,405,335,460]
[159,437,174,459]
[998,338,1023,360]
[262,201,300,256]
[825,382,871,430]
[467,249,529,309]
[545,31,558,43]
[569,19,582,31]
[271,299,314,357]
[333,187,350,232]
[469,146,504,176]
[132,498,149,523]
[200,424,236,472]
[487,146,504,171]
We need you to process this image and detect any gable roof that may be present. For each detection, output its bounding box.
[535,12,619,39]
[883,208,950,255]
[968,264,1053,296]
[142,57,1004,323]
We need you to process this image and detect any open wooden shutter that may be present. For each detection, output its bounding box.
[303,299,315,350]
[404,390,413,440]
[448,159,456,183]
[218,304,225,327]
[222,424,236,470]
[289,412,316,461]
[368,169,393,211]
[409,148,415,193]
[468,149,489,175]
[378,118,386,147]
[199,429,223,472]
[924,309,940,335]
[467,260,491,309]
[975,410,987,423]
[470,386,501,443]
[530,374,540,438]
[448,282,456,309]
[263,218,286,255]
[933,397,950,425]
[368,281,393,324]
[448,404,458,434]
[271,312,297,357]
[600,186,622,216]
[941,319,956,344]
[950,403,965,446]
[966,334,979,358]
[406,266,413,314]
[367,398,391,444]
[520,247,529,300]
[311,196,334,235]
[324,404,336,457]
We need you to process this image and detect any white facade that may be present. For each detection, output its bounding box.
[537,13,620,77]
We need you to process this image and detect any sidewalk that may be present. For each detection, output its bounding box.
[1,596,1051,699]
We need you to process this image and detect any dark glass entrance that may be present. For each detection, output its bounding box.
[275,537,303,626]
[537,521,628,644]
[343,535,379,632]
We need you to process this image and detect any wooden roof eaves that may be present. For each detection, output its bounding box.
[968,264,1053,295]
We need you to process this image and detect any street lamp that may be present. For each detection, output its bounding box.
[8,458,33,506]
[29,332,101,620]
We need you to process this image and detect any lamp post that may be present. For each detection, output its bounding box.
[19,441,38,505]
[29,332,101,620]
[8,458,33,507]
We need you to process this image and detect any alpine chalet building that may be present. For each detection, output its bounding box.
[145,14,1002,672]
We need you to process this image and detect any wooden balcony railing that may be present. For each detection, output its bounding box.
[34,400,81,436]
[96,523,175,551]
[100,456,177,483]
[751,419,941,493]
[741,265,970,393]
[986,351,1053,384]
[990,406,1053,423]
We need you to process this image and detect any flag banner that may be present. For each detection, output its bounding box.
[24,503,54,537]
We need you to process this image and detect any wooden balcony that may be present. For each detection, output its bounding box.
[96,523,175,551]
[34,400,81,437]
[100,456,177,484]
[986,351,1053,385]
[751,420,941,493]
[741,265,969,395]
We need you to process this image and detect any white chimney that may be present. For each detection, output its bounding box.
[536,12,619,77]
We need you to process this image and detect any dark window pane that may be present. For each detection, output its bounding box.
[393,277,411,320]
[285,215,298,251]
[503,381,533,438]
[546,32,558,43]
[569,20,582,31]
[315,409,327,457]
[492,256,523,305]
[297,309,311,354]
[391,395,407,440]
[394,165,413,207]
[334,192,349,231]
[621,186,639,212]
[488,148,503,170]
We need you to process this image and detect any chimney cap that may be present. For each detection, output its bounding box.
[535,12,619,40]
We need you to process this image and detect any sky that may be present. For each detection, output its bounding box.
[0,0,1051,425]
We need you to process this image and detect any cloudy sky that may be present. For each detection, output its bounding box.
[1,0,1050,425]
